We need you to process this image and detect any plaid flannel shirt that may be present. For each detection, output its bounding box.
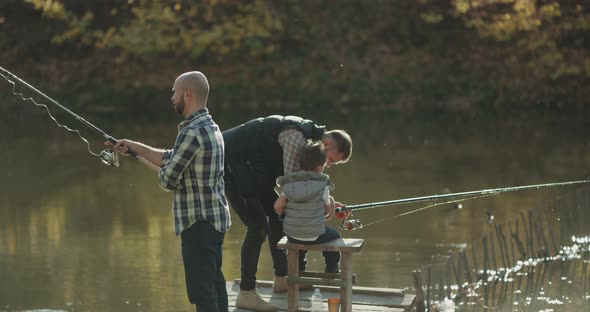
[160,108,231,235]
[278,126,307,175]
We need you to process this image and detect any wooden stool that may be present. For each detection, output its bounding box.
[277,237,365,312]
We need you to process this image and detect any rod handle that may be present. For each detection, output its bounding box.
[107,137,139,157]
[107,138,160,172]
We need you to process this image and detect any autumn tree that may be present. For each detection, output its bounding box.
[24,0,283,59]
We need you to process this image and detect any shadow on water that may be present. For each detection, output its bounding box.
[0,103,589,311]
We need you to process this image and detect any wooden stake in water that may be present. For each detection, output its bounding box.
[426,264,432,311]
[544,205,558,255]
[489,230,498,271]
[508,221,516,265]
[460,250,472,284]
[413,270,426,312]
[470,245,479,281]
[494,224,507,270]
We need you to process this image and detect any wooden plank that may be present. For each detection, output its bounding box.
[233,279,406,297]
[277,237,365,252]
[226,282,411,311]
[287,276,345,287]
[300,271,357,284]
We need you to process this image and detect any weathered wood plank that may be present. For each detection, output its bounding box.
[300,271,357,284]
[227,281,415,311]
[277,237,365,252]
[286,276,346,287]
[234,279,406,297]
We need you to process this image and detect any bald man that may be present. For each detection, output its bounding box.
[109,71,231,311]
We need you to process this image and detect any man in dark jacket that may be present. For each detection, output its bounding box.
[223,115,352,311]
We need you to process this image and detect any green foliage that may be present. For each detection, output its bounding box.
[25,0,67,20]
[442,0,590,79]
[25,0,283,59]
[1,0,588,113]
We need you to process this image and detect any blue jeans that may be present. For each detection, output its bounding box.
[181,221,228,312]
[287,226,341,273]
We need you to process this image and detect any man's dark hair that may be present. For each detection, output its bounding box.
[299,140,326,171]
[325,129,352,162]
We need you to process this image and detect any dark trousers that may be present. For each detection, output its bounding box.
[224,170,299,290]
[287,226,341,272]
[181,221,228,312]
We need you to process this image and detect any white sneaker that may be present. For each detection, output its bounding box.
[236,289,279,312]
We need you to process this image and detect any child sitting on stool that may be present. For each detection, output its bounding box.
[274,140,340,273]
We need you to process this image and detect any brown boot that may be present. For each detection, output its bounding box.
[236,289,278,312]
[272,276,288,293]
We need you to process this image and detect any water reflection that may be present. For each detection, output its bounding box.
[449,236,590,311]
[0,111,589,311]
[418,186,590,311]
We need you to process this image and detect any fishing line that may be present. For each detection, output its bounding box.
[357,193,498,230]
[337,179,590,231]
[337,179,590,213]
[0,67,159,170]
[0,70,102,158]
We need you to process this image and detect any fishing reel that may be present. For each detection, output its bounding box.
[340,218,363,231]
[337,209,363,231]
[99,149,120,167]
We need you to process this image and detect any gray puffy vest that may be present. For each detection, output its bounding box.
[277,171,333,239]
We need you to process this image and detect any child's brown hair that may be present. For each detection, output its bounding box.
[299,140,326,171]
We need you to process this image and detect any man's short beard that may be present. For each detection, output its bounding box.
[174,97,185,115]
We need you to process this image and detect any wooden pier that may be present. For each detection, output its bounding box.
[226,280,416,311]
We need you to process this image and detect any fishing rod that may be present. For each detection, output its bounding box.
[0,66,159,171]
[335,179,590,230]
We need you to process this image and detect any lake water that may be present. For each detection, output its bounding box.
[1,106,589,311]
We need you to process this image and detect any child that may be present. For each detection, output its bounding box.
[274,140,341,273]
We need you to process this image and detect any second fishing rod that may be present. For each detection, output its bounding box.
[333,179,590,230]
[0,66,159,171]
[336,179,590,214]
